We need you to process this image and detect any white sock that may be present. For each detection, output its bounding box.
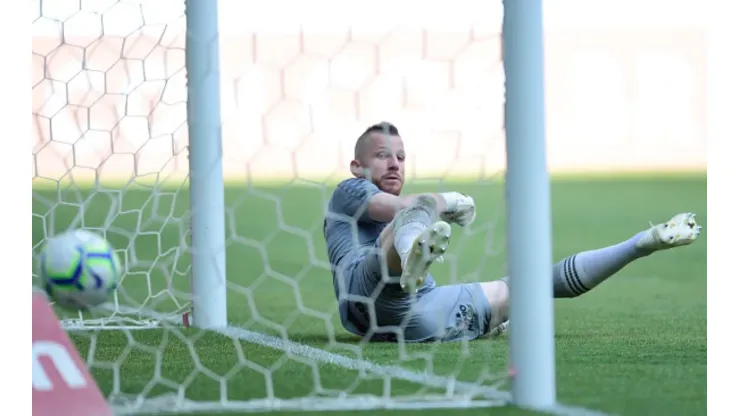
[392,195,437,267]
[552,232,649,297]
[394,221,428,266]
[498,231,650,298]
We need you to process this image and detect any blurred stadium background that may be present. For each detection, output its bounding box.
[32,0,706,184]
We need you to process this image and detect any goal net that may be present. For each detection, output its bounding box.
[32,0,522,413]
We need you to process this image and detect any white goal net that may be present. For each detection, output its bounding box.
[32,0,522,413]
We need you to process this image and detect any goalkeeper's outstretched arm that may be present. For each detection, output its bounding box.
[368,192,476,225]
[367,192,446,223]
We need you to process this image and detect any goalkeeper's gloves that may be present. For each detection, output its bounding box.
[440,192,477,227]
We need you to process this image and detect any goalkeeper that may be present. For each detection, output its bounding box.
[324,122,702,343]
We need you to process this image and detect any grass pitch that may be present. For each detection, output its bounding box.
[31,174,707,416]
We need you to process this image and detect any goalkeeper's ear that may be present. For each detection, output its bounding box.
[350,159,364,178]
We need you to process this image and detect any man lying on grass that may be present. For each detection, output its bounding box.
[323,122,702,343]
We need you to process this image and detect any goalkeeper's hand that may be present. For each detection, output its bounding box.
[440,192,477,227]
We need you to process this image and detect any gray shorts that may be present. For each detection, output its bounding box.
[334,243,492,343]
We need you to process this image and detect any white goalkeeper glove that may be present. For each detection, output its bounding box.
[440,192,477,227]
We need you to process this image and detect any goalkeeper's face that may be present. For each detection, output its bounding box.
[358,132,406,195]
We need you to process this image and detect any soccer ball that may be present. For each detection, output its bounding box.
[39,229,121,310]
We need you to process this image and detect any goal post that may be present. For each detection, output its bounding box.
[184,0,228,329]
[502,0,557,409]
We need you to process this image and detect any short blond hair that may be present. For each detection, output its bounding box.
[354,122,400,160]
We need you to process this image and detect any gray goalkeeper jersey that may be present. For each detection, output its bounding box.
[323,178,485,343]
[324,178,385,270]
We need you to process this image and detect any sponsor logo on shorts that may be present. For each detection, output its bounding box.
[455,304,478,334]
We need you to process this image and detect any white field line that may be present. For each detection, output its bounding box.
[67,304,612,416]
[213,325,612,416]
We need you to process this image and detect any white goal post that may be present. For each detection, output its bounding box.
[501,0,556,409]
[182,0,228,329]
[31,0,563,413]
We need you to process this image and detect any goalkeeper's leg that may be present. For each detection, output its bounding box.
[482,212,703,333]
[337,247,493,342]
[335,195,457,340]
[337,193,451,296]
[382,194,451,293]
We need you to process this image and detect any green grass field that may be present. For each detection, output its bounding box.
[31,174,707,416]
